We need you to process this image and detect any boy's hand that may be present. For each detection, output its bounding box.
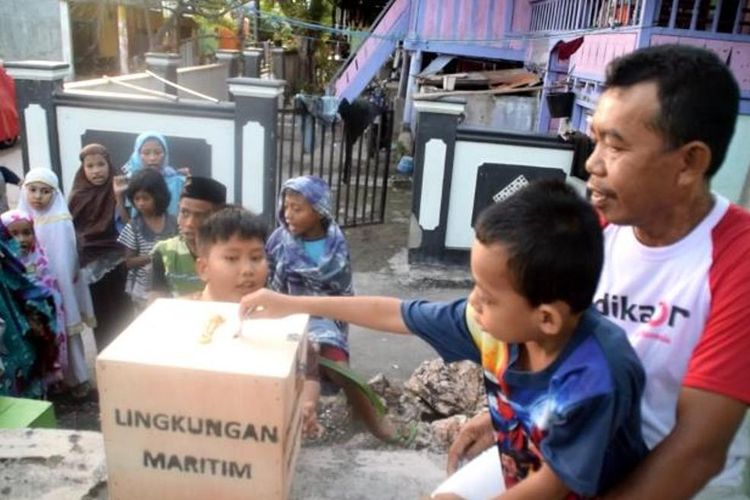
[239,289,296,319]
[447,411,495,475]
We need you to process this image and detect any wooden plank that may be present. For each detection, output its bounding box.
[418,68,536,87]
[414,84,548,99]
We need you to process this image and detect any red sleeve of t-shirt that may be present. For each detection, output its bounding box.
[683,205,750,404]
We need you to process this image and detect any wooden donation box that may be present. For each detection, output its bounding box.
[97,299,308,499]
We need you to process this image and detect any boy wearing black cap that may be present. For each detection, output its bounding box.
[150,176,227,298]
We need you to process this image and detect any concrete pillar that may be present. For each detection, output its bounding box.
[216,49,241,78]
[402,49,423,131]
[145,52,181,96]
[242,48,264,78]
[4,60,70,180]
[228,77,285,225]
[117,5,129,75]
[398,49,411,100]
[408,98,466,264]
[58,0,75,80]
[271,47,285,80]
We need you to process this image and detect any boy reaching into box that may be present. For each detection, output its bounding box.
[191,206,328,443]
[239,179,649,499]
[193,205,269,303]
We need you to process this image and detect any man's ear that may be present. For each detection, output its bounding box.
[537,303,565,336]
[677,140,712,187]
[196,256,208,281]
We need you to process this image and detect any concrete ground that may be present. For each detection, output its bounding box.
[1,143,472,499]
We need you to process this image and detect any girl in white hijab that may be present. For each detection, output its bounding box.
[19,167,95,399]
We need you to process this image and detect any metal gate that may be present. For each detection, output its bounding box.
[276,104,393,227]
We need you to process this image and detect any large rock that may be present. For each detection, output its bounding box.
[402,359,485,420]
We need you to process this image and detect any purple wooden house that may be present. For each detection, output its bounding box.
[332,0,750,263]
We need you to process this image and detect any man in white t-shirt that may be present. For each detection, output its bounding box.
[448,44,749,498]
[586,44,749,499]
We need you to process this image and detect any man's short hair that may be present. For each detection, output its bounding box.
[196,205,268,255]
[475,179,603,313]
[126,168,171,216]
[604,44,739,178]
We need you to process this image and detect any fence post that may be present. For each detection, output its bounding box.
[4,60,69,180]
[242,48,264,78]
[216,49,241,78]
[228,77,286,227]
[271,47,286,80]
[408,98,466,265]
[145,52,181,96]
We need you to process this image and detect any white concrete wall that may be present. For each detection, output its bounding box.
[715,115,750,204]
[55,106,235,200]
[63,64,229,101]
[445,140,574,249]
[0,0,64,61]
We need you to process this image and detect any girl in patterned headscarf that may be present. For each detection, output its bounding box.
[18,167,94,399]
[1,209,67,394]
[266,175,398,442]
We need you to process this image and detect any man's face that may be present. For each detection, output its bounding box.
[586,82,684,228]
[178,197,215,250]
[467,240,537,344]
[197,235,268,302]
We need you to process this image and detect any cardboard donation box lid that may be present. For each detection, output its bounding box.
[96,299,308,500]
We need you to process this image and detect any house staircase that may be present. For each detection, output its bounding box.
[329,0,411,102]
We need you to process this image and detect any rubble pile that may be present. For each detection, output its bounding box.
[312,359,486,452]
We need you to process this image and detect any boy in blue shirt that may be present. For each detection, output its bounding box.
[240,179,647,498]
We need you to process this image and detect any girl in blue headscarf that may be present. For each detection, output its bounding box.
[122,131,186,217]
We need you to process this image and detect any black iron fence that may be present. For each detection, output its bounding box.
[276,105,393,228]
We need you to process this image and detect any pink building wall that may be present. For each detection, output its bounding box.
[569,33,638,81]
[418,0,510,49]
[512,0,532,33]
[651,35,750,91]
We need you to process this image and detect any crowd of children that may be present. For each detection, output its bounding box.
[0,133,188,400]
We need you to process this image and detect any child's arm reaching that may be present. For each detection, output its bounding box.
[239,289,410,335]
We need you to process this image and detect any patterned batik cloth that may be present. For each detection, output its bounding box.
[266,175,353,353]
[3,208,69,390]
[0,231,62,397]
